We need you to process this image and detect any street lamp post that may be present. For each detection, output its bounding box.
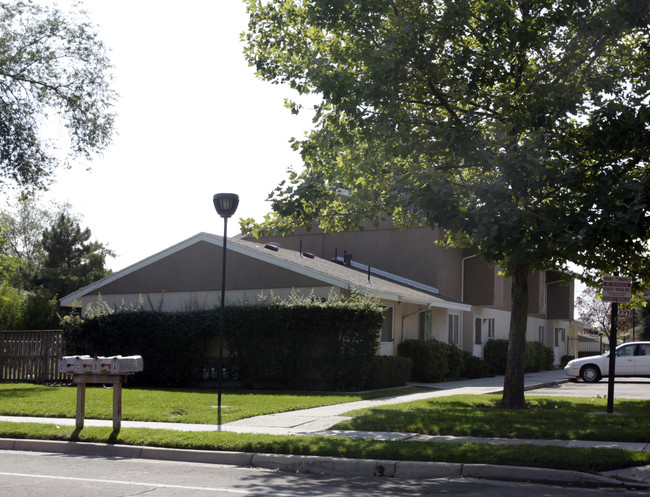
[213,193,239,424]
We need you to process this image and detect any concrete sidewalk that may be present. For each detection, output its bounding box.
[1,369,649,488]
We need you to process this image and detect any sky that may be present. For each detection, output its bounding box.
[35,0,316,271]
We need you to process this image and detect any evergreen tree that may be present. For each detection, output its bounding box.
[37,213,113,298]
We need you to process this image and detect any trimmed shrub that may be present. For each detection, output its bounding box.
[365,356,411,389]
[483,339,509,374]
[63,293,384,390]
[525,341,555,372]
[462,351,492,379]
[398,339,448,382]
[444,343,465,380]
[63,309,215,386]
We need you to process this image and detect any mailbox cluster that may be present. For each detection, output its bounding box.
[58,355,143,375]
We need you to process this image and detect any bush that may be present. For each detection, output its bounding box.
[462,351,492,379]
[63,293,384,390]
[365,356,411,389]
[63,309,215,387]
[0,285,58,330]
[444,343,465,379]
[560,355,574,367]
[398,339,448,382]
[525,341,555,372]
[484,339,509,374]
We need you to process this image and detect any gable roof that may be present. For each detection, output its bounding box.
[60,232,470,311]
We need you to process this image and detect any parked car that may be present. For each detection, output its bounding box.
[564,342,650,382]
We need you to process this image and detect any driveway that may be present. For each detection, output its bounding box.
[528,377,650,400]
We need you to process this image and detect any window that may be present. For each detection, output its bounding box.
[617,345,634,357]
[487,318,495,339]
[538,325,545,343]
[448,313,460,346]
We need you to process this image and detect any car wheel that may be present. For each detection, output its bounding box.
[581,365,602,383]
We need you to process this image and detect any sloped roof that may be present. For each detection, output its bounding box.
[60,232,470,311]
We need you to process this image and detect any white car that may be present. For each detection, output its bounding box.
[564,342,650,382]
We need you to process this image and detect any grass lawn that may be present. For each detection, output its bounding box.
[0,383,419,424]
[1,383,649,473]
[333,394,650,443]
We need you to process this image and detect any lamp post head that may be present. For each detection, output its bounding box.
[213,193,239,219]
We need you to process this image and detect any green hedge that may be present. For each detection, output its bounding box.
[364,356,411,390]
[63,295,384,390]
[484,338,554,375]
[63,310,215,386]
[398,339,448,382]
[226,302,383,391]
[484,339,509,374]
[398,339,491,382]
[525,341,555,372]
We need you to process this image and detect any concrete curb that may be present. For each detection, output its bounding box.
[2,438,648,490]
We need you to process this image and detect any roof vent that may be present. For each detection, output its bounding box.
[343,251,353,266]
[303,252,314,259]
[264,242,280,252]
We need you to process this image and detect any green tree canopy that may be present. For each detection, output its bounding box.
[36,212,114,299]
[0,0,116,190]
[0,194,52,289]
[242,0,650,407]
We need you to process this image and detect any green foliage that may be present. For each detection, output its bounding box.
[0,284,22,329]
[0,0,116,191]
[36,212,114,298]
[0,284,58,330]
[242,0,650,408]
[483,339,509,375]
[242,0,650,286]
[444,343,465,380]
[525,341,555,373]
[461,351,492,379]
[398,339,490,381]
[641,294,650,340]
[364,356,412,390]
[397,339,448,382]
[227,293,383,390]
[64,293,384,390]
[63,309,214,387]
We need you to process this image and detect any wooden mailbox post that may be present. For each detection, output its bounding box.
[58,355,143,431]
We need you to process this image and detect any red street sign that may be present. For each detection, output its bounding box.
[602,275,632,303]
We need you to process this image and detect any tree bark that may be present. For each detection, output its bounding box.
[500,260,529,409]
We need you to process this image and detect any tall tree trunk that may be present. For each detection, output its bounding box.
[501,259,529,409]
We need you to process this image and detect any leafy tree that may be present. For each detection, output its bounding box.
[640,294,650,340]
[0,218,21,284]
[575,286,635,338]
[36,212,114,298]
[242,0,650,408]
[0,0,116,191]
[0,194,53,288]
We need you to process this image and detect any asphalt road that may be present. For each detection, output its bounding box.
[0,450,646,497]
[529,377,650,399]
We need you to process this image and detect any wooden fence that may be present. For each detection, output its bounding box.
[0,330,66,383]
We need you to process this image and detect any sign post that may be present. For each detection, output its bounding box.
[602,275,632,414]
